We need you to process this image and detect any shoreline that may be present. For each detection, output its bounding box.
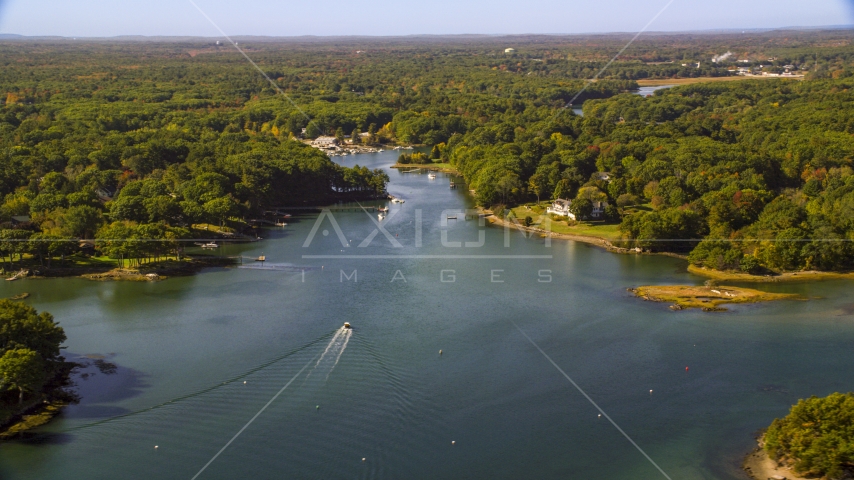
[0,360,77,440]
[743,440,810,480]
[480,209,688,260]
[688,264,854,283]
[390,162,460,174]
[483,209,854,284]
[630,285,804,311]
[7,256,238,283]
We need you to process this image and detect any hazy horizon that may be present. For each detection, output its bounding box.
[1,0,852,38]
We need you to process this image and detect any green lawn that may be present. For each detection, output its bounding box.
[392,161,459,173]
[507,203,623,241]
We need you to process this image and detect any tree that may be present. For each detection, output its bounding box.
[576,186,608,203]
[335,127,345,145]
[30,233,76,268]
[305,122,322,139]
[351,128,360,145]
[203,197,239,227]
[57,205,103,238]
[569,198,593,220]
[495,173,521,204]
[0,348,44,404]
[0,230,31,269]
[764,392,854,479]
[553,179,570,200]
[110,195,148,222]
[0,299,67,361]
[528,173,547,204]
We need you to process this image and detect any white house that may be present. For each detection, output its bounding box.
[590,200,608,218]
[504,48,515,54]
[547,199,609,220]
[547,199,574,219]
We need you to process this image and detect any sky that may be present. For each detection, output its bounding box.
[0,0,852,37]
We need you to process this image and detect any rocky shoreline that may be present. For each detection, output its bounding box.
[742,437,810,480]
[480,209,688,259]
[5,256,237,283]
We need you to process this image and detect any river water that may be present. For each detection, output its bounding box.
[1,150,853,479]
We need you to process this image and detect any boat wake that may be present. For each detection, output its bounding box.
[306,326,353,382]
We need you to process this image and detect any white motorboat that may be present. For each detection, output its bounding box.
[428,173,437,179]
[201,242,218,249]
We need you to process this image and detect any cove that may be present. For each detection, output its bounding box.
[0,149,852,480]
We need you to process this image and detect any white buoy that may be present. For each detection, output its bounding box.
[439,349,443,355]
[451,441,455,445]
[362,458,366,462]
[155,445,159,449]
[598,414,601,418]
[243,381,247,384]
[649,389,653,394]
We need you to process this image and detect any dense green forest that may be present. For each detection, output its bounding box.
[448,78,854,272]
[0,300,67,422]
[764,392,854,479]
[1,31,854,271]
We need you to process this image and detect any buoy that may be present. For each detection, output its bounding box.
[649,389,653,394]
[597,414,601,418]
[316,405,320,410]
[362,458,366,462]
[155,446,159,449]
[685,366,689,371]
[451,441,455,445]
[243,380,247,384]
[439,350,443,355]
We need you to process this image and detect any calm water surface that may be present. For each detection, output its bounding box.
[1,150,852,479]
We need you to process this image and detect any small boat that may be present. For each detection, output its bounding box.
[276,221,288,227]
[378,206,389,213]
[449,182,456,189]
[255,255,266,262]
[343,322,351,329]
[428,173,437,179]
[282,213,292,218]
[391,198,402,203]
[447,215,457,220]
[201,242,218,249]
[378,213,386,220]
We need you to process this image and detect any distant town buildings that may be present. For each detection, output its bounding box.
[504,48,515,54]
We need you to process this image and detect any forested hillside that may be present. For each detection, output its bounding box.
[1,32,854,272]
[446,78,854,272]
